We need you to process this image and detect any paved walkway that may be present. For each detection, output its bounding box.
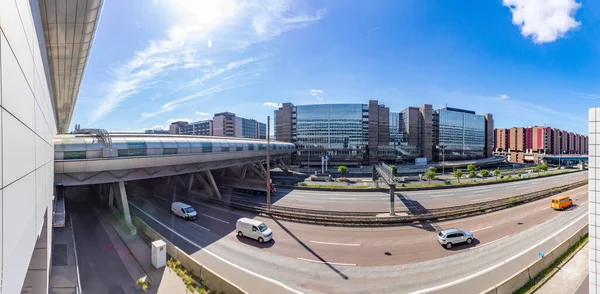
[103,208,195,294]
[537,243,589,294]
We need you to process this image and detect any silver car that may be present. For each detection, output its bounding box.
[437,228,474,249]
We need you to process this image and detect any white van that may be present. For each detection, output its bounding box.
[236,218,273,243]
[170,202,197,221]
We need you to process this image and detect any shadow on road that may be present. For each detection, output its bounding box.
[235,236,276,248]
[395,193,441,232]
[269,217,349,280]
[446,239,480,251]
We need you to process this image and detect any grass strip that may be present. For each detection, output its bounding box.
[514,233,589,294]
[166,258,220,294]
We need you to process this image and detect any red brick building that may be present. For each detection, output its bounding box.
[494,126,587,163]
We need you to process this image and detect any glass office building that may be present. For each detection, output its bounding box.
[434,108,486,159]
[276,101,389,165]
[295,104,368,149]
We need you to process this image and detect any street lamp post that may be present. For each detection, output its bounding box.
[436,145,446,175]
[266,116,271,211]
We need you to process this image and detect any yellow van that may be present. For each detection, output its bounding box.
[551,196,572,210]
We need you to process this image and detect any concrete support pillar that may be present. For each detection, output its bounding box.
[108,184,114,207]
[187,173,194,192]
[167,176,171,185]
[172,184,177,203]
[389,184,396,216]
[221,168,226,176]
[117,181,137,235]
[241,165,248,179]
[204,170,222,199]
[193,173,213,197]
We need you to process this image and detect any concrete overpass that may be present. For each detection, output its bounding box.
[54,132,295,186]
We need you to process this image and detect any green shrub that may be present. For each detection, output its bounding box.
[500,175,504,179]
[444,180,451,185]
[298,182,307,186]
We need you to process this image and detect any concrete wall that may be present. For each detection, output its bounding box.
[132,216,248,294]
[0,1,57,292]
[483,224,587,294]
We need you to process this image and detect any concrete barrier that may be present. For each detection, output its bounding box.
[131,216,247,294]
[481,224,588,294]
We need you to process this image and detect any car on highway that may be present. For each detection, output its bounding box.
[170,202,198,221]
[551,195,573,210]
[437,228,473,249]
[236,218,273,243]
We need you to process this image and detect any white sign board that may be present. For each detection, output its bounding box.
[415,158,428,166]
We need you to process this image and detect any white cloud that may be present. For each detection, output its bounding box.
[263,102,282,108]
[187,57,259,87]
[503,0,581,44]
[89,0,324,123]
[499,94,509,99]
[310,89,324,100]
[196,111,210,116]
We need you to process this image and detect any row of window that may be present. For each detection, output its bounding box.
[60,143,292,159]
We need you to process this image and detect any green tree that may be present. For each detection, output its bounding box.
[390,165,397,175]
[337,165,348,176]
[424,170,436,185]
[480,169,489,178]
[540,162,548,174]
[493,169,501,181]
[428,166,437,173]
[467,164,476,172]
[469,170,476,181]
[453,169,463,183]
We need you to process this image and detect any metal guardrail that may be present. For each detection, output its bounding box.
[209,179,588,226]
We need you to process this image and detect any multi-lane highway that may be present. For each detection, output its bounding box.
[126,178,588,294]
[227,171,586,212]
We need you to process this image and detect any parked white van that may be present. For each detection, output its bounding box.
[170,202,197,221]
[236,218,273,243]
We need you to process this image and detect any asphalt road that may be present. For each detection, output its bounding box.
[226,171,586,212]
[127,181,588,294]
[69,199,140,294]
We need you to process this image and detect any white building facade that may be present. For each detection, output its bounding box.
[0,0,102,292]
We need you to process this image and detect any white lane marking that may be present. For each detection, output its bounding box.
[540,207,552,211]
[309,240,361,246]
[296,257,357,266]
[202,214,230,224]
[477,189,493,193]
[329,197,357,200]
[467,236,508,250]
[128,202,304,294]
[413,212,587,293]
[468,198,493,203]
[470,226,493,233]
[291,204,323,209]
[431,194,456,198]
[190,222,211,232]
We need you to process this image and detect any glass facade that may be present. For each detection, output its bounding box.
[241,118,258,139]
[181,120,212,135]
[389,112,400,145]
[258,122,267,139]
[295,104,368,150]
[436,109,485,158]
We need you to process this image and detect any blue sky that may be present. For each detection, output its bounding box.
[72,0,598,135]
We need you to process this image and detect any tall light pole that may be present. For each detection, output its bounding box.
[266,116,271,211]
[437,145,446,175]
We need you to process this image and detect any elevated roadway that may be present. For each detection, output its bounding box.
[54,133,294,186]
[126,179,588,293]
[228,171,586,212]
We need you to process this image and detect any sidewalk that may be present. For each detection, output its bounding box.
[101,208,191,294]
[536,243,589,294]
